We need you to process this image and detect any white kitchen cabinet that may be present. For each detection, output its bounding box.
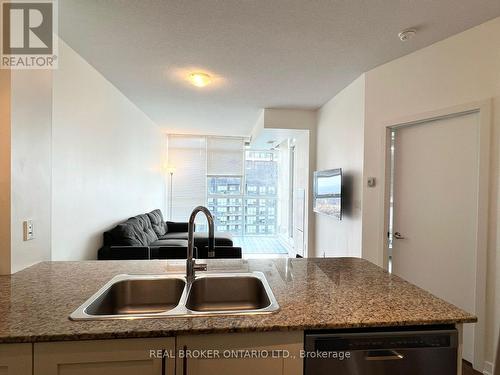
[34,337,175,375]
[0,343,32,375]
[176,331,303,375]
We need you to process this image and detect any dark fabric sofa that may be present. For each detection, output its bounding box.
[98,209,240,260]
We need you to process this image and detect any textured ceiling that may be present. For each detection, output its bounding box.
[59,0,500,136]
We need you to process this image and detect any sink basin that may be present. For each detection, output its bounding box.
[186,275,271,312]
[70,272,279,320]
[70,275,187,320]
[86,278,185,315]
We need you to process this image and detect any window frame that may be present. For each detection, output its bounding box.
[206,150,278,236]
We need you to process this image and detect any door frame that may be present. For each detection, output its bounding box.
[381,100,491,371]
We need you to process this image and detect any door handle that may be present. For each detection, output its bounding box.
[394,232,405,240]
[365,350,404,361]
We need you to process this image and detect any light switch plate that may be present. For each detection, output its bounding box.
[23,220,34,241]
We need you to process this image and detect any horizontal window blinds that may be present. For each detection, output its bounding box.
[167,135,207,223]
[207,137,244,176]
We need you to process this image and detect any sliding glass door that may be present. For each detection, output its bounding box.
[206,151,278,236]
[167,134,278,236]
[243,151,278,236]
[207,176,244,235]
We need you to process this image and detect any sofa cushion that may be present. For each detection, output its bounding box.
[149,239,188,248]
[147,209,168,236]
[131,214,158,245]
[165,221,189,233]
[158,232,188,240]
[195,232,233,247]
[124,219,148,245]
[107,222,145,246]
[107,215,157,247]
[159,232,233,247]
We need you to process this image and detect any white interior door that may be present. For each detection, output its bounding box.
[392,112,480,364]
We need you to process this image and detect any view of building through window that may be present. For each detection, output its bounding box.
[207,151,278,236]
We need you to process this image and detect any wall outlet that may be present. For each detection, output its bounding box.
[23,220,34,241]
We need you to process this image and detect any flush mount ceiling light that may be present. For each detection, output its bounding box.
[188,72,212,87]
[398,28,417,42]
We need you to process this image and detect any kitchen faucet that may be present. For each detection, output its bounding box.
[186,206,213,283]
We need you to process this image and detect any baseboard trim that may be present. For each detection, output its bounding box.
[483,360,493,375]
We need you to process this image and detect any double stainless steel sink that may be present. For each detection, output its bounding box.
[70,272,279,320]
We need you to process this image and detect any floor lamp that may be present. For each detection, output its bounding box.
[167,167,175,220]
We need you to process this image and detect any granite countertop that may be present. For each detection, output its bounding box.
[0,257,476,343]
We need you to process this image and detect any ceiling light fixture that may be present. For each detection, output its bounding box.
[188,72,212,87]
[398,28,417,42]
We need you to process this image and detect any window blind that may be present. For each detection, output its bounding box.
[167,135,207,223]
[207,137,244,176]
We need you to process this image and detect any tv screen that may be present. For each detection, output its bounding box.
[313,169,342,219]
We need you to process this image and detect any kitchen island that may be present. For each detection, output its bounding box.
[0,257,476,374]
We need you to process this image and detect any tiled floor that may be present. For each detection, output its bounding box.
[233,236,288,256]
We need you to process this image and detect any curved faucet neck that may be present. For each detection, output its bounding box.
[187,206,214,282]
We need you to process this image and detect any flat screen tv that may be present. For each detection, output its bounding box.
[313,168,342,220]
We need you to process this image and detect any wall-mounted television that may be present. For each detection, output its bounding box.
[313,168,342,220]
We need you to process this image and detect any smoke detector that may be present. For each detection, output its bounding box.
[398,28,417,41]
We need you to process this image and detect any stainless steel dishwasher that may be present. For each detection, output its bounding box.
[304,326,458,375]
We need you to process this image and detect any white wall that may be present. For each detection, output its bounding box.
[10,70,53,273]
[362,17,500,370]
[315,75,365,258]
[0,68,53,275]
[51,39,165,260]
